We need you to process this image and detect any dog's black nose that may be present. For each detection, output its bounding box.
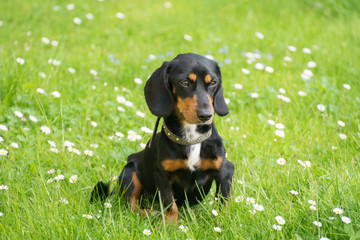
[198,114,212,122]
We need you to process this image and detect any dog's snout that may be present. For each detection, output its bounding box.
[197,111,212,122]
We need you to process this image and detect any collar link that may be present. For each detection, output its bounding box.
[163,124,212,145]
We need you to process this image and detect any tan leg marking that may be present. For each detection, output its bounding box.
[161,159,189,172]
[200,157,223,171]
[165,201,178,225]
[130,172,142,212]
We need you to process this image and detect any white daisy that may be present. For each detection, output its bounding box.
[68,67,76,74]
[288,46,296,52]
[234,83,243,90]
[14,111,23,118]
[40,126,51,134]
[42,37,50,44]
[290,190,299,195]
[66,3,75,10]
[251,92,259,98]
[212,209,218,216]
[84,150,93,156]
[317,104,326,112]
[136,111,145,118]
[341,216,351,224]
[276,158,286,165]
[284,56,292,62]
[16,58,25,65]
[143,229,152,236]
[11,142,19,148]
[265,66,274,73]
[73,17,82,25]
[59,198,69,204]
[337,121,345,127]
[241,68,250,74]
[116,12,125,19]
[69,175,78,183]
[214,227,221,233]
[275,216,285,225]
[29,115,38,122]
[134,78,143,84]
[0,124,8,131]
[272,224,282,231]
[164,2,172,8]
[333,208,343,214]
[37,88,45,94]
[235,196,243,203]
[255,32,264,39]
[50,148,59,153]
[303,48,312,54]
[254,204,264,211]
[104,202,112,208]
[90,69,98,76]
[298,91,307,96]
[51,91,61,98]
[275,130,285,138]
[313,221,322,227]
[178,224,188,232]
[184,34,193,41]
[254,63,265,70]
[308,200,316,205]
[246,197,255,205]
[339,133,347,140]
[82,214,93,219]
[267,120,275,125]
[343,84,351,90]
[86,13,94,20]
[51,40,58,47]
[307,61,317,68]
[310,205,317,211]
[141,127,153,134]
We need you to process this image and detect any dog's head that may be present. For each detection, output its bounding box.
[144,53,229,125]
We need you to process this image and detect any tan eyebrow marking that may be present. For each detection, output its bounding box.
[205,74,212,83]
[188,73,197,82]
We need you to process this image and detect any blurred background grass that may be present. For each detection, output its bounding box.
[0,0,360,239]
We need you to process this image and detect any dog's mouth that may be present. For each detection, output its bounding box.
[196,124,212,134]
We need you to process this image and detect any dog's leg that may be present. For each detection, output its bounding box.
[129,171,142,212]
[154,171,178,225]
[215,159,234,203]
[117,164,158,217]
[164,199,178,225]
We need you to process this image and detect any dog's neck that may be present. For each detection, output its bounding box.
[163,115,212,144]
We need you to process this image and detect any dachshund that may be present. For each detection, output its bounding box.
[91,53,234,224]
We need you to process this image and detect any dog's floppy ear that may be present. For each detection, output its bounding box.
[144,61,174,117]
[214,65,229,116]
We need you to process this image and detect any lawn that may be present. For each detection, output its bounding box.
[1,0,360,239]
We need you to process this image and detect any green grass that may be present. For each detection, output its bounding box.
[1,0,360,239]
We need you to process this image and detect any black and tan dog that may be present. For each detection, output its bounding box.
[91,53,234,224]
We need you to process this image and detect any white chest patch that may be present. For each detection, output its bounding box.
[188,143,201,171]
[184,124,202,171]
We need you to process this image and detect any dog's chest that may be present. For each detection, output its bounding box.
[185,125,201,171]
[187,144,201,171]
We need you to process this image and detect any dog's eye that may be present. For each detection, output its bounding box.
[209,80,217,86]
[180,80,190,87]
